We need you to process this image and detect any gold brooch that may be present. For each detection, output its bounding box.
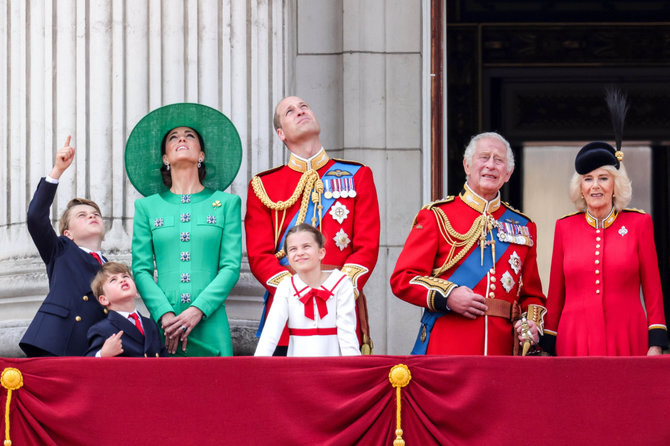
[212,200,222,208]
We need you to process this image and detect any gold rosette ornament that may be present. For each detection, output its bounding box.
[388,364,412,446]
[2,367,24,446]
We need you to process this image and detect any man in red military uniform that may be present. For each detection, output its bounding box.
[391,132,546,355]
[245,96,380,354]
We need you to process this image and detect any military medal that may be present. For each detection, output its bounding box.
[340,178,350,198]
[324,179,333,199]
[347,178,357,197]
[332,179,341,198]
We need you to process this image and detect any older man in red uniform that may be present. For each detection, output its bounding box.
[245,96,380,354]
[391,132,546,355]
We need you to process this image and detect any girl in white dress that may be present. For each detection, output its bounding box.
[255,223,361,356]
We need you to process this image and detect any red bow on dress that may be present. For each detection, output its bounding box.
[299,288,332,320]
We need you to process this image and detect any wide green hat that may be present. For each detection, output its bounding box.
[124,103,242,197]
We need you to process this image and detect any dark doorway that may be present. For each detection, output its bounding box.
[443,2,670,329]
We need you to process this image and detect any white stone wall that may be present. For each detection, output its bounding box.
[0,0,429,355]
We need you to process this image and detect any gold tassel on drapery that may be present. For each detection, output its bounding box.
[388,364,412,446]
[2,367,24,446]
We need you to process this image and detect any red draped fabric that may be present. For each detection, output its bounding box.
[1,356,669,445]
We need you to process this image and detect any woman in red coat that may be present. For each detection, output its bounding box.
[543,141,667,355]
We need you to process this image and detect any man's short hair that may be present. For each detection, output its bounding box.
[59,198,102,235]
[91,261,133,300]
[273,101,283,131]
[462,132,515,173]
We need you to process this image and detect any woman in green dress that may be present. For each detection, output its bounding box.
[125,103,243,356]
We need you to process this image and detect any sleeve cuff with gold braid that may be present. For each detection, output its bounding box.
[266,270,292,288]
[409,276,457,312]
[525,304,547,335]
[341,263,369,298]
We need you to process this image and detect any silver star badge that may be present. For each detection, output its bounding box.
[619,226,628,237]
[501,271,515,293]
[329,201,350,224]
[509,251,521,275]
[333,229,351,251]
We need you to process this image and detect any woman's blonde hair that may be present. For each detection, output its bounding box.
[569,163,632,212]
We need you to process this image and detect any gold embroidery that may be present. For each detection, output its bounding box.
[266,270,292,288]
[341,264,369,297]
[410,276,458,304]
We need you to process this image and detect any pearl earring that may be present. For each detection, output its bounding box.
[198,159,202,168]
[166,162,170,171]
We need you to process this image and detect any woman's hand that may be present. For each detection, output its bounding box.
[162,307,204,353]
[161,312,180,354]
[647,346,663,356]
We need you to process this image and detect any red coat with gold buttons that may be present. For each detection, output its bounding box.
[544,210,667,355]
[391,185,546,355]
[245,150,380,346]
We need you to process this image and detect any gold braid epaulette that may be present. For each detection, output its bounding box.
[502,201,534,222]
[431,208,488,277]
[251,170,324,258]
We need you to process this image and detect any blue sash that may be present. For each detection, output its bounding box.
[411,208,528,354]
[256,161,361,336]
[276,161,361,266]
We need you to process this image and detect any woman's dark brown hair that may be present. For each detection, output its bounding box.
[159,127,207,188]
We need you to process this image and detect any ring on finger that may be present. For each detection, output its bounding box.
[180,325,187,333]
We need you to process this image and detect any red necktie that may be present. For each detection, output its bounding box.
[299,288,332,320]
[128,313,145,336]
[90,252,103,265]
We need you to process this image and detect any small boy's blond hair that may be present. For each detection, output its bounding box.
[59,198,103,235]
[91,262,133,301]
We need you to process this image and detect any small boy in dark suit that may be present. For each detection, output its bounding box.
[87,262,167,357]
[20,136,107,357]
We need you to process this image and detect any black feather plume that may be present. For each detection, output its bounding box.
[604,86,629,151]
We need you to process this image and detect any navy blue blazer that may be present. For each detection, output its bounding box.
[86,310,168,357]
[19,178,107,357]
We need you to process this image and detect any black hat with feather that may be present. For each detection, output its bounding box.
[575,87,628,174]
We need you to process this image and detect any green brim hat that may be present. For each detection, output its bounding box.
[124,103,242,197]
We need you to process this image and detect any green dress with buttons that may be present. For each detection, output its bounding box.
[132,188,241,356]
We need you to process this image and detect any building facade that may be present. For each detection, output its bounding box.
[0,0,432,355]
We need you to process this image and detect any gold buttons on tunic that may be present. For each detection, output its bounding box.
[595,260,600,265]
[490,284,496,291]
[83,296,89,301]
[596,290,600,294]
[75,316,82,322]
[596,280,600,285]
[489,268,495,274]
[595,251,600,256]
[595,269,600,274]
[489,292,495,298]
[596,244,601,248]
[490,277,496,282]
[596,229,601,234]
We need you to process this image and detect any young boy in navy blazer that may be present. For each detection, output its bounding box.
[87,262,167,357]
[20,136,107,357]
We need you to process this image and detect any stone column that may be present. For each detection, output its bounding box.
[0,0,286,356]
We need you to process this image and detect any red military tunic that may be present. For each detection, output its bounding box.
[245,148,380,347]
[544,209,667,356]
[391,184,546,355]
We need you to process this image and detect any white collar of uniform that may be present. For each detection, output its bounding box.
[287,147,329,173]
